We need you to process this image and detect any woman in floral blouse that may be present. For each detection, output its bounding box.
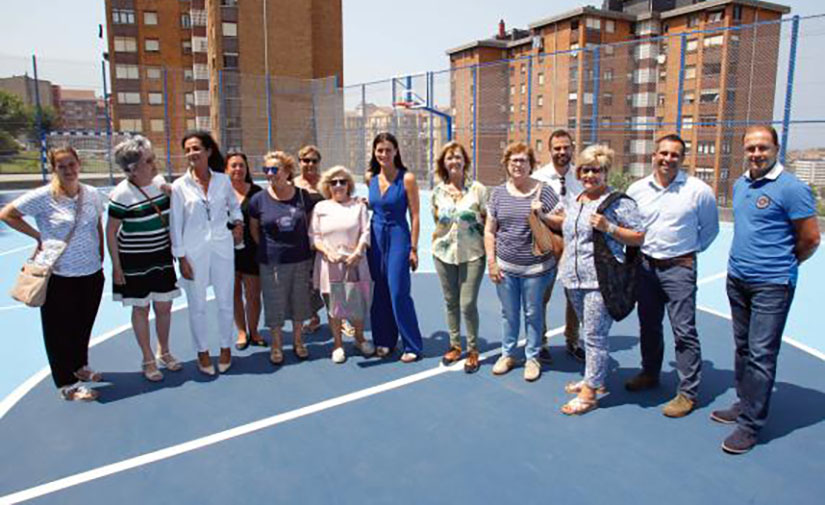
[431,141,487,373]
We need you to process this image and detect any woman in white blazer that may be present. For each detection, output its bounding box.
[171,130,243,376]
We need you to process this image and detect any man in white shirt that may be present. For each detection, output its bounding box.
[531,129,585,362]
[625,133,719,418]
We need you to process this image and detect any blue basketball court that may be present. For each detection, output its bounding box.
[0,188,823,504]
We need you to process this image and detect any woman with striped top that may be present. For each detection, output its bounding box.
[107,136,182,382]
[484,142,559,382]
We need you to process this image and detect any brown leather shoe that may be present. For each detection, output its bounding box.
[662,393,695,418]
[464,350,480,374]
[624,372,660,392]
[442,345,462,365]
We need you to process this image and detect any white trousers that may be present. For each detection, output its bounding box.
[181,249,235,353]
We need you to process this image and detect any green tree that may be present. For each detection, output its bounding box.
[0,90,32,138]
[28,105,60,138]
[608,168,634,192]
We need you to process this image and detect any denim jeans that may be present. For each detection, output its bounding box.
[496,269,554,360]
[636,258,702,400]
[726,275,795,435]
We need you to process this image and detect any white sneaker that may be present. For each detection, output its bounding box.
[332,347,346,364]
[355,339,375,357]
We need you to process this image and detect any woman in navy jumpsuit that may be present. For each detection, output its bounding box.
[366,132,424,362]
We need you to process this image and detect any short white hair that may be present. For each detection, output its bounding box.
[113,135,153,173]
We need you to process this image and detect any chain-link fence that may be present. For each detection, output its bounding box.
[2,14,824,202]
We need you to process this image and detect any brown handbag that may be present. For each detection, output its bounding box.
[10,187,84,307]
[528,183,564,259]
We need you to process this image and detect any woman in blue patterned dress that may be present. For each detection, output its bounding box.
[108,135,182,382]
[366,132,424,362]
[552,145,645,415]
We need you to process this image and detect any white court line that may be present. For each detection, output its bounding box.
[0,295,205,421]
[0,245,33,257]
[0,327,564,504]
[0,293,115,313]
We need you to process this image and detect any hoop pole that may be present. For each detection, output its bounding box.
[162,67,173,179]
[591,47,600,145]
[101,57,114,183]
[676,33,687,135]
[780,15,800,165]
[32,54,47,182]
[526,55,533,144]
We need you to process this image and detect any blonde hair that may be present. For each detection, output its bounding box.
[297,145,321,162]
[47,145,81,197]
[435,141,471,184]
[576,144,614,178]
[318,165,356,200]
[263,151,296,181]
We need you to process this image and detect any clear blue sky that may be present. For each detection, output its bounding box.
[0,0,822,146]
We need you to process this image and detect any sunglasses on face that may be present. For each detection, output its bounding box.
[300,158,320,164]
[330,178,348,187]
[262,165,280,175]
[580,166,603,175]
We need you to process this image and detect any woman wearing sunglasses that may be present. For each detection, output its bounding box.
[170,130,243,376]
[550,145,644,415]
[294,145,327,335]
[308,166,375,363]
[248,151,318,364]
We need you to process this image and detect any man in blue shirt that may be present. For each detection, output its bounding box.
[625,134,719,418]
[713,125,820,454]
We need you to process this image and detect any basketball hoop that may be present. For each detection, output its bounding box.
[393,100,422,110]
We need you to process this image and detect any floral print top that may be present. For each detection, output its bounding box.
[430,180,488,265]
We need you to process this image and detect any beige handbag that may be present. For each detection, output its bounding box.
[10,187,84,307]
[528,183,564,259]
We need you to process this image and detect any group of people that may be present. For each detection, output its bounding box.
[1,124,819,455]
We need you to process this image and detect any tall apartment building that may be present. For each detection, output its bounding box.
[447,0,789,202]
[57,90,108,132]
[104,0,342,171]
[792,159,825,187]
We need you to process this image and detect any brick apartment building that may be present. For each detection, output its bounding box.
[57,90,108,132]
[447,0,789,202]
[104,0,342,171]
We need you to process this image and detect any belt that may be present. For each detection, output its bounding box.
[644,252,695,269]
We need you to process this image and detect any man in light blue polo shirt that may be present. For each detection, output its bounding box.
[532,129,585,363]
[713,125,820,454]
[625,134,719,418]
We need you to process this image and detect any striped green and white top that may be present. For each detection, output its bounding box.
[107,178,173,277]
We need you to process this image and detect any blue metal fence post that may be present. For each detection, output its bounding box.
[526,55,533,144]
[591,47,600,145]
[472,66,478,178]
[162,67,172,178]
[266,72,273,151]
[31,55,47,182]
[676,33,687,135]
[780,15,800,165]
[101,57,114,184]
[361,83,367,175]
[427,71,434,189]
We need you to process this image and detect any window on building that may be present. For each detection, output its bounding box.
[146,67,161,80]
[223,53,239,68]
[683,116,694,129]
[536,118,543,128]
[537,95,544,107]
[688,14,701,28]
[184,92,195,109]
[704,35,724,48]
[571,19,579,31]
[586,18,601,30]
[568,117,577,129]
[733,5,743,21]
[684,66,696,80]
[538,72,545,85]
[520,83,525,95]
[601,116,611,128]
[606,20,615,33]
[603,69,613,81]
[520,103,526,112]
[603,92,613,106]
[150,119,165,132]
[684,141,692,155]
[119,119,142,132]
[707,10,724,23]
[145,38,160,52]
[148,92,163,105]
[686,39,698,52]
[520,64,526,75]
[657,93,666,106]
[536,139,543,152]
[697,141,716,155]
[509,85,515,96]
[699,115,717,126]
[604,44,614,56]
[187,118,197,130]
[184,69,194,81]
[117,92,141,105]
[722,140,732,154]
[509,104,515,113]
[683,91,695,104]
[182,40,192,54]
[181,14,191,29]
[115,64,139,79]
[112,9,135,25]
[222,22,238,37]
[700,89,720,103]
[143,12,158,26]
[114,37,137,53]
[570,67,578,82]
[568,92,578,102]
